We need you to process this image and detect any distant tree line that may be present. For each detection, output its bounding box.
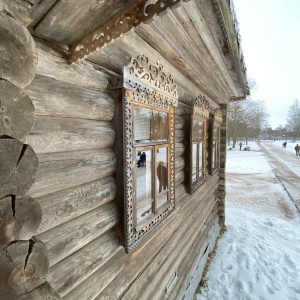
[227,97,269,147]
[265,99,300,142]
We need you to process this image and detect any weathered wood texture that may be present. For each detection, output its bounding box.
[0,139,38,199]
[48,229,120,296]
[0,239,49,300]
[0,196,14,250]
[36,202,118,267]
[26,116,115,154]
[27,149,117,198]
[64,176,218,299]
[0,195,41,249]
[87,31,220,107]
[36,176,116,235]
[34,40,109,92]
[34,0,136,45]
[0,0,33,26]
[0,79,35,140]
[121,205,218,300]
[24,75,115,120]
[0,12,37,88]
[23,281,62,300]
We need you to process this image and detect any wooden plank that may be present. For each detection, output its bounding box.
[65,176,218,299]
[48,229,120,296]
[34,40,109,92]
[36,202,117,267]
[36,176,116,234]
[175,129,184,143]
[24,75,115,120]
[175,156,185,171]
[175,143,185,157]
[29,0,59,27]
[172,217,219,299]
[27,148,116,198]
[121,201,218,299]
[97,177,219,300]
[25,116,115,154]
[175,169,184,185]
[34,0,131,45]
[175,114,184,129]
[23,281,62,300]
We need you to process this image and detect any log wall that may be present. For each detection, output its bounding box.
[1,33,222,299]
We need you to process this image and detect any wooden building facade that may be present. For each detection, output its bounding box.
[0,0,247,299]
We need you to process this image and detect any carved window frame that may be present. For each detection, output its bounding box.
[209,108,222,175]
[109,55,178,252]
[189,96,210,194]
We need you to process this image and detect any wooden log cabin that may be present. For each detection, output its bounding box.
[0,0,248,299]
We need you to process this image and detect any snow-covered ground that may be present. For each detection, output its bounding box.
[195,141,300,300]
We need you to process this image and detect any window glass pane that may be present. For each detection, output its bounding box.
[192,120,203,140]
[134,106,168,143]
[136,149,153,225]
[213,125,219,139]
[151,110,168,142]
[192,143,197,182]
[212,141,216,169]
[156,147,168,208]
[134,107,151,143]
[199,142,203,178]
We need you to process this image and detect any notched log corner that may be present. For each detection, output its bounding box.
[0,195,42,250]
[0,238,49,300]
[0,139,39,199]
[0,11,37,89]
[0,79,36,141]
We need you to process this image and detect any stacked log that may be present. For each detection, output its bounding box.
[0,8,51,299]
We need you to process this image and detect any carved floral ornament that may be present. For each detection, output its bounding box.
[109,55,178,108]
[69,0,192,63]
[193,95,210,119]
[214,107,223,123]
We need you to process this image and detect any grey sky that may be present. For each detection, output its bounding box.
[233,0,300,128]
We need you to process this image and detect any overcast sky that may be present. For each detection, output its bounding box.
[233,0,300,129]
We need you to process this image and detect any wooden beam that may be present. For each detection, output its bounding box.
[69,0,192,63]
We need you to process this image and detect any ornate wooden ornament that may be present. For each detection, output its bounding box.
[69,0,192,63]
[214,107,223,124]
[0,12,37,89]
[0,79,35,140]
[193,95,210,119]
[109,55,178,252]
[189,95,210,194]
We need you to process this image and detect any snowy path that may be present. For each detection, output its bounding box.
[195,142,300,300]
[259,141,300,211]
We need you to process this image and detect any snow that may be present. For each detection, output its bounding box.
[195,141,300,300]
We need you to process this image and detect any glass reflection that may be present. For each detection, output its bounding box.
[134,106,168,143]
[192,143,197,182]
[156,147,168,208]
[136,149,153,225]
[192,120,203,140]
[212,141,216,169]
[199,142,203,178]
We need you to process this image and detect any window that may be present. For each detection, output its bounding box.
[109,55,178,252]
[189,96,210,194]
[209,108,222,174]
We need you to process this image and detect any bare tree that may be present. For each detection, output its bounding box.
[286,99,300,142]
